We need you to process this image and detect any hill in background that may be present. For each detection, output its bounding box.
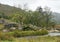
[0,4,23,16]
[53,12,60,24]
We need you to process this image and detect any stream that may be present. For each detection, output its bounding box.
[48,32,60,36]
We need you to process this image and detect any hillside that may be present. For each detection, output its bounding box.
[53,12,60,24]
[0,4,23,16]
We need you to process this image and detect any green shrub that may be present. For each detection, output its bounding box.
[40,29,48,35]
[0,29,48,38]
[10,29,48,37]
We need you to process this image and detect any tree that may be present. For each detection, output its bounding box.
[10,6,55,29]
[43,7,54,28]
[36,6,43,13]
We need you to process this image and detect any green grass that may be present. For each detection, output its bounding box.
[6,30,48,37]
[1,36,60,42]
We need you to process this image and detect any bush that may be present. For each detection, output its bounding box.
[0,29,48,39]
[40,29,48,35]
[10,29,48,37]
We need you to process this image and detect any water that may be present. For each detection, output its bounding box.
[48,32,60,36]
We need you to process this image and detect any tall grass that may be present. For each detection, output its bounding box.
[13,36,60,42]
[1,36,60,42]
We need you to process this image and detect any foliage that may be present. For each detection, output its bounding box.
[10,6,55,29]
[7,30,48,37]
[40,29,48,35]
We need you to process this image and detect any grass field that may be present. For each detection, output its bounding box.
[1,36,60,42]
